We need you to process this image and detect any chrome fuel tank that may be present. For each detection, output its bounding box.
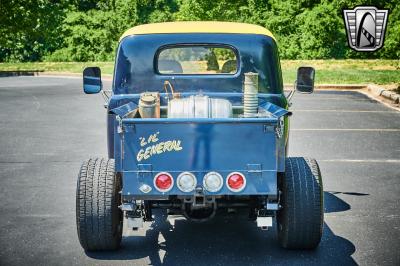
[167,95,232,118]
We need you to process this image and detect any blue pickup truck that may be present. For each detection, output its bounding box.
[76,21,323,251]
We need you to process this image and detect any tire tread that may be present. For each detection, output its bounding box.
[76,158,122,251]
[277,157,323,249]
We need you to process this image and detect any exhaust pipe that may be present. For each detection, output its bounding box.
[243,72,259,117]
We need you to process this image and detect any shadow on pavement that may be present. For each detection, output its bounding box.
[87,192,360,265]
[325,191,368,213]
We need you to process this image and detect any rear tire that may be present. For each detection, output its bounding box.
[277,157,323,249]
[76,158,123,251]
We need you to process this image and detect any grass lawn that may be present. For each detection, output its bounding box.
[281,60,400,85]
[0,59,399,85]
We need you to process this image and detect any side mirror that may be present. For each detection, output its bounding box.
[296,66,315,93]
[83,67,102,94]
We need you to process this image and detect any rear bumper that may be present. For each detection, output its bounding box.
[121,169,277,199]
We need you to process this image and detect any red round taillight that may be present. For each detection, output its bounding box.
[226,172,246,192]
[154,172,174,192]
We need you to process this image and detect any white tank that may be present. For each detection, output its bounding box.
[167,95,232,118]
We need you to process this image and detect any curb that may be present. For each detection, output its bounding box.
[284,84,367,90]
[368,84,400,104]
[0,71,113,80]
[0,70,42,77]
[35,72,114,81]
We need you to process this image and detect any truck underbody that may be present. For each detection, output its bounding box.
[123,194,278,225]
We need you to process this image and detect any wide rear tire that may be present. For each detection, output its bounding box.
[277,157,323,249]
[76,158,123,251]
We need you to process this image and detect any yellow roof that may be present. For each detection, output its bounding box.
[120,21,275,41]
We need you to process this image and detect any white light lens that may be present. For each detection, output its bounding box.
[203,172,223,192]
[139,184,152,193]
[177,172,197,192]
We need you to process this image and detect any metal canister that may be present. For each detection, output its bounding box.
[243,72,259,117]
[167,95,232,118]
[139,92,160,118]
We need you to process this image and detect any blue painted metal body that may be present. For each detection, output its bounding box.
[111,100,288,198]
[107,33,290,199]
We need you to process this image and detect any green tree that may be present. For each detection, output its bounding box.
[47,0,139,61]
[1,0,399,61]
[175,0,247,21]
[137,0,179,23]
[297,2,345,59]
[0,0,69,62]
[377,3,400,59]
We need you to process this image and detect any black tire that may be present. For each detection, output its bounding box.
[76,158,123,251]
[277,157,323,249]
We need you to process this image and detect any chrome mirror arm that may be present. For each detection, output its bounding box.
[286,81,296,106]
[101,89,112,108]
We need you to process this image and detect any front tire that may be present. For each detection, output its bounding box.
[76,158,123,251]
[277,157,323,249]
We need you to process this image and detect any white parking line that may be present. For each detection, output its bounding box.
[291,109,399,113]
[320,159,400,163]
[291,97,371,101]
[292,128,400,132]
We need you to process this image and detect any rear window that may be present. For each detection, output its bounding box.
[157,45,238,75]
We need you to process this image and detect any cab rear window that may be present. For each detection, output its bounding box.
[157,45,238,75]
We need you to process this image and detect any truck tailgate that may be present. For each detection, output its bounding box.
[120,118,278,172]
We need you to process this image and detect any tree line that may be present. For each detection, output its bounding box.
[0,0,398,62]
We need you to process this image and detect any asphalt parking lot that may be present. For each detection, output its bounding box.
[0,76,399,265]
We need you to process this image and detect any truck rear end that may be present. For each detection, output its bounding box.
[113,96,288,224]
[76,22,323,252]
